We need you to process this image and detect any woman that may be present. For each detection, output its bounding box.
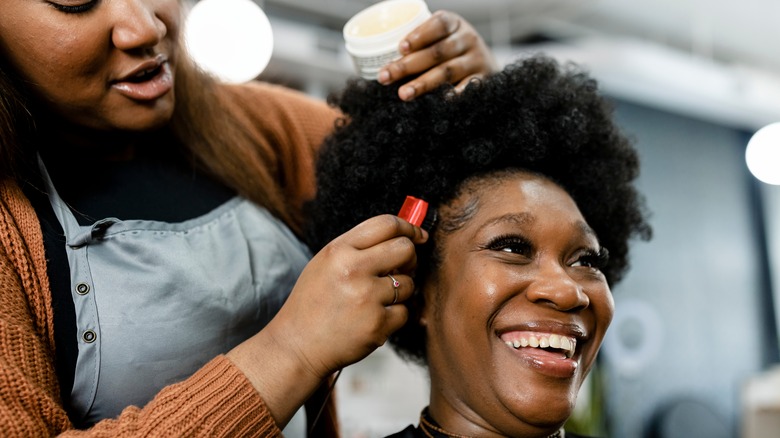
[0,0,496,436]
[306,56,652,437]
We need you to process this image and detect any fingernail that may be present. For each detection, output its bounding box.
[378,70,390,84]
[399,41,410,54]
[400,86,415,100]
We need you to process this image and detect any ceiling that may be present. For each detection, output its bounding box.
[255,0,780,129]
[262,0,780,75]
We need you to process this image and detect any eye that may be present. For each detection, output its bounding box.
[49,0,98,14]
[484,234,533,257]
[571,247,610,270]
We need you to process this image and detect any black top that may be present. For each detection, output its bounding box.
[385,408,597,438]
[22,141,235,420]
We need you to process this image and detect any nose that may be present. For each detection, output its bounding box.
[524,260,590,311]
[111,1,168,51]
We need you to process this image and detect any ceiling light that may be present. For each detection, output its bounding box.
[184,0,273,84]
[746,122,780,185]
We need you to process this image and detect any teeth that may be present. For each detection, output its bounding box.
[134,67,157,79]
[504,333,576,358]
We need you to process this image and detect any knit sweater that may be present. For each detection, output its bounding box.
[0,81,339,436]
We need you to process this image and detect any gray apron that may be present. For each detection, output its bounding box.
[39,158,311,426]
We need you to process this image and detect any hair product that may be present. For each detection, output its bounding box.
[343,0,431,80]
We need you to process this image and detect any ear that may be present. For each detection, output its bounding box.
[417,282,435,327]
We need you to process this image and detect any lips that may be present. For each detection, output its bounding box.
[497,324,587,379]
[111,55,173,101]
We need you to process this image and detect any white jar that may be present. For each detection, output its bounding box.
[343,0,431,80]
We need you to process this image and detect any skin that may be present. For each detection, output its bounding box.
[422,172,614,437]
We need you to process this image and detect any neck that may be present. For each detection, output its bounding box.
[419,408,564,438]
[36,116,171,162]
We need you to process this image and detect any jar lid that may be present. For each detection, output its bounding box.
[343,0,431,52]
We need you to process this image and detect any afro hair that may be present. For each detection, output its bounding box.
[305,54,651,364]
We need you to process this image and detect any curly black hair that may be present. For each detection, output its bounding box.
[305,55,651,364]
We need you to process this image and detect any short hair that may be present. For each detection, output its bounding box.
[305,55,651,364]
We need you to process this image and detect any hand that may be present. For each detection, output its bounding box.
[276,214,427,378]
[227,215,427,426]
[378,10,499,101]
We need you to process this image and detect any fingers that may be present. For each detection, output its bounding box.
[381,273,414,306]
[338,214,428,252]
[377,10,497,101]
[400,10,460,56]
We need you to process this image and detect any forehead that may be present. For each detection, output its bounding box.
[440,171,594,239]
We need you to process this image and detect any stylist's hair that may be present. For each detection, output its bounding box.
[306,55,652,365]
[0,65,34,179]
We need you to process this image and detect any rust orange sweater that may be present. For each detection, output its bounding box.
[0,81,339,436]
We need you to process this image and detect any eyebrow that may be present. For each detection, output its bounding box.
[482,212,535,228]
[483,212,598,240]
[578,221,599,241]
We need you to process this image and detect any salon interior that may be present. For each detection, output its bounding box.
[184,1,780,437]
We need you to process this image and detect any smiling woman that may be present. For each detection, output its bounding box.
[305,55,652,437]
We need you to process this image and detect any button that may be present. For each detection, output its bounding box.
[82,330,97,343]
[76,283,90,295]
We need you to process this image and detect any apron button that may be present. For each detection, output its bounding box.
[76,283,90,295]
[82,330,97,343]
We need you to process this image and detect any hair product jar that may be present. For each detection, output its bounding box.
[343,0,431,80]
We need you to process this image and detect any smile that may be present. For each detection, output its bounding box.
[500,332,577,359]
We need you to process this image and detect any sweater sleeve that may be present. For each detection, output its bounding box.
[0,181,282,437]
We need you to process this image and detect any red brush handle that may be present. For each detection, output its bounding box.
[397,196,429,227]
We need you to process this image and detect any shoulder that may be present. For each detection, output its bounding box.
[216,81,341,142]
[219,81,336,117]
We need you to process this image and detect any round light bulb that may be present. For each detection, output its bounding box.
[746,122,780,185]
[184,0,273,84]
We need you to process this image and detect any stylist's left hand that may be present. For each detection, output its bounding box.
[378,10,498,101]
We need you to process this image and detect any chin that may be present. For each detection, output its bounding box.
[506,390,576,430]
[116,104,176,131]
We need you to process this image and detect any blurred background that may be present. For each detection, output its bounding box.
[185,1,780,437]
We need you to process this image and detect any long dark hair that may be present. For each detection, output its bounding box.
[0,63,35,179]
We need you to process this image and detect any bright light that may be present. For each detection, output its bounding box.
[746,122,780,185]
[184,0,273,84]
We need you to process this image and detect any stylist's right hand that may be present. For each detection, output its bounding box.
[227,214,427,427]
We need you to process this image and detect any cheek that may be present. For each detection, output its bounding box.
[5,24,106,88]
[596,288,615,329]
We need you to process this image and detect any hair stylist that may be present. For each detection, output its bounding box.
[0,0,497,436]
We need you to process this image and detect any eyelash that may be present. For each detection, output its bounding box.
[485,234,609,270]
[49,0,98,14]
[574,247,610,270]
[484,234,533,256]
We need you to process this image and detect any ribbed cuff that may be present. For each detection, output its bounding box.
[144,355,281,437]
